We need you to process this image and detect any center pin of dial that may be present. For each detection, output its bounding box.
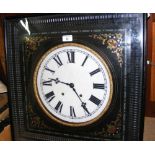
[69,83,74,88]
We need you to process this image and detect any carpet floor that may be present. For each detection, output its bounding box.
[143,117,155,141]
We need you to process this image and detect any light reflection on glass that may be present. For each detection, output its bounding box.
[20,18,31,35]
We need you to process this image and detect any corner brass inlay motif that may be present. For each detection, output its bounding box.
[27,103,121,138]
[25,36,52,51]
[94,112,122,137]
[27,104,52,130]
[89,33,124,67]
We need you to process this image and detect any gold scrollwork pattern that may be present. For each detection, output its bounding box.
[94,112,122,137]
[24,36,53,61]
[89,33,124,67]
[27,102,121,138]
[27,104,52,130]
[25,36,53,51]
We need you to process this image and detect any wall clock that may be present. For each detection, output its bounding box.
[5,14,146,140]
[33,43,113,127]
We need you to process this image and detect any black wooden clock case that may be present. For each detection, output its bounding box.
[5,14,146,140]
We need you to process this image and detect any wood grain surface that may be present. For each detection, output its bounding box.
[0,125,12,141]
[0,15,6,75]
[150,23,155,101]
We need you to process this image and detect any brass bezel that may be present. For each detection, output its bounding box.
[33,43,113,127]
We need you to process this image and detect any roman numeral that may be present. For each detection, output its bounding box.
[42,80,52,86]
[53,55,63,67]
[45,91,55,102]
[89,95,101,106]
[55,101,63,113]
[67,51,75,63]
[81,55,88,66]
[70,106,76,117]
[89,68,100,76]
[93,83,105,89]
[45,67,55,74]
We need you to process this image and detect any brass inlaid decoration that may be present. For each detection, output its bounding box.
[27,104,52,130]
[27,103,121,138]
[25,33,124,68]
[89,33,124,67]
[25,36,52,51]
[94,112,122,137]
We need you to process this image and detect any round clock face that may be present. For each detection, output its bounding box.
[33,43,113,126]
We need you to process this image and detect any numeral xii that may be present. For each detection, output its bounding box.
[67,51,75,63]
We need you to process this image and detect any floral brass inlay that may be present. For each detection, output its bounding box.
[89,33,124,67]
[25,36,52,51]
[24,36,53,59]
[27,102,121,138]
[94,112,122,137]
[27,104,52,130]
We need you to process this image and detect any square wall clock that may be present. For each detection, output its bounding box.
[5,14,146,140]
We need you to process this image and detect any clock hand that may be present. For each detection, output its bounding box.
[49,78,76,91]
[69,84,90,115]
[48,78,70,86]
[49,78,90,114]
[81,102,90,115]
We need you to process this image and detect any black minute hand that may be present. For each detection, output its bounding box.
[49,78,90,115]
[70,85,90,115]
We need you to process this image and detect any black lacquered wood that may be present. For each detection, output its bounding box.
[5,14,146,141]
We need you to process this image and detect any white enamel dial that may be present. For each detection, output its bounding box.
[34,43,113,126]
